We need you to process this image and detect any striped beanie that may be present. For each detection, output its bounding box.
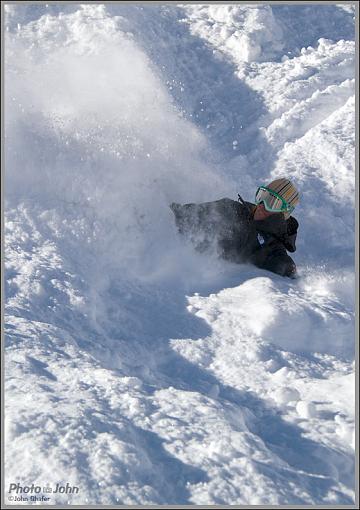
[266,178,300,219]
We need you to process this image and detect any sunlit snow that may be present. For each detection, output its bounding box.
[4,3,355,505]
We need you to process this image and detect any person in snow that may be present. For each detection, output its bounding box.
[170,178,300,278]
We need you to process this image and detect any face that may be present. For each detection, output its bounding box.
[253,203,279,221]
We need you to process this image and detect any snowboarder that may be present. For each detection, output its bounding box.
[170,177,300,278]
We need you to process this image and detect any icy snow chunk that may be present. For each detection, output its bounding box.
[264,358,283,373]
[296,401,317,419]
[272,366,292,381]
[273,387,300,405]
[318,37,333,50]
[182,4,284,63]
[334,414,355,448]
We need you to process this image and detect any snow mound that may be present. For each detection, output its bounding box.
[181,4,284,63]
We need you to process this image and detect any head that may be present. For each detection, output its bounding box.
[254,177,299,220]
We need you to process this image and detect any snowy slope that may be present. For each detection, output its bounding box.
[4,4,356,506]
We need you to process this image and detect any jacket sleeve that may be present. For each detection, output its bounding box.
[283,216,298,252]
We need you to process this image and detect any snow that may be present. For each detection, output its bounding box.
[4,3,356,506]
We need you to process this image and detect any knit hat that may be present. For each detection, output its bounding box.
[266,178,299,219]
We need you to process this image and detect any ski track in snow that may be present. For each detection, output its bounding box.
[4,4,356,505]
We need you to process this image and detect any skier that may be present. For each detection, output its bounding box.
[170,177,300,278]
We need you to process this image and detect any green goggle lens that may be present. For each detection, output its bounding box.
[255,186,294,213]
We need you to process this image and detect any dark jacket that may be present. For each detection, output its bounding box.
[170,197,298,278]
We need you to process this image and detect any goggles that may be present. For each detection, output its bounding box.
[255,186,295,213]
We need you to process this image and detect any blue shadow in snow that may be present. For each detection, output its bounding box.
[95,268,354,504]
[107,4,269,159]
[155,342,354,504]
[271,4,355,58]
